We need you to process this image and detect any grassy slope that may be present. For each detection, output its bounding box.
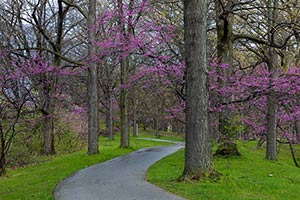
[0,132,180,200]
[147,141,300,200]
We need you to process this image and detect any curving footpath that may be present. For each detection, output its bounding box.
[54,141,186,200]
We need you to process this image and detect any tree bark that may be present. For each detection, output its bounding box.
[42,107,55,155]
[155,105,160,138]
[215,0,234,138]
[87,0,99,154]
[265,0,278,160]
[132,90,138,137]
[0,153,4,176]
[118,0,130,148]
[183,0,214,178]
[107,89,114,140]
[294,121,300,134]
[120,57,129,148]
[133,108,138,137]
[0,124,5,176]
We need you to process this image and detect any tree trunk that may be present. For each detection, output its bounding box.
[183,0,214,178]
[155,118,160,138]
[0,153,5,176]
[215,0,234,138]
[120,57,129,148]
[107,89,114,140]
[266,0,278,160]
[87,0,99,154]
[118,0,130,148]
[42,108,55,155]
[294,121,300,142]
[0,125,5,176]
[132,90,138,137]
[155,106,160,138]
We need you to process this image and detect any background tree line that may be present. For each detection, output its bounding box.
[0,0,300,179]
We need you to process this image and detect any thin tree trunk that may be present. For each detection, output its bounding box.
[294,121,300,134]
[0,153,5,176]
[87,0,99,154]
[108,89,114,140]
[155,105,160,138]
[120,57,129,147]
[133,97,138,137]
[183,0,214,178]
[266,0,278,160]
[0,124,5,176]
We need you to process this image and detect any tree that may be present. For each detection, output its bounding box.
[183,0,214,179]
[265,0,279,160]
[87,0,99,154]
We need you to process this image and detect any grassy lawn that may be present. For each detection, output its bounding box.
[0,133,179,200]
[147,141,300,200]
[137,129,185,142]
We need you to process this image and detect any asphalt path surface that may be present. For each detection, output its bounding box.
[54,141,186,200]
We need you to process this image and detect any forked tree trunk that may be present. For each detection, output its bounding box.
[183,0,214,178]
[87,0,99,154]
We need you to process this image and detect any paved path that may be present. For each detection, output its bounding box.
[54,142,186,200]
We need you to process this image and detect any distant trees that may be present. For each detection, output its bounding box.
[1,0,300,177]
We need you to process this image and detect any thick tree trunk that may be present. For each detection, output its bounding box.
[266,0,278,160]
[42,73,56,155]
[118,0,131,148]
[266,91,277,160]
[42,109,55,155]
[183,0,214,178]
[215,0,234,138]
[87,0,99,154]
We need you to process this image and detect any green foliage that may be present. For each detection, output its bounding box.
[223,116,245,139]
[6,121,85,168]
[214,141,241,157]
[0,134,174,200]
[54,123,85,154]
[147,141,300,200]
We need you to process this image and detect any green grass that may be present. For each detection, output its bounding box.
[0,133,176,200]
[137,129,184,142]
[147,141,300,200]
